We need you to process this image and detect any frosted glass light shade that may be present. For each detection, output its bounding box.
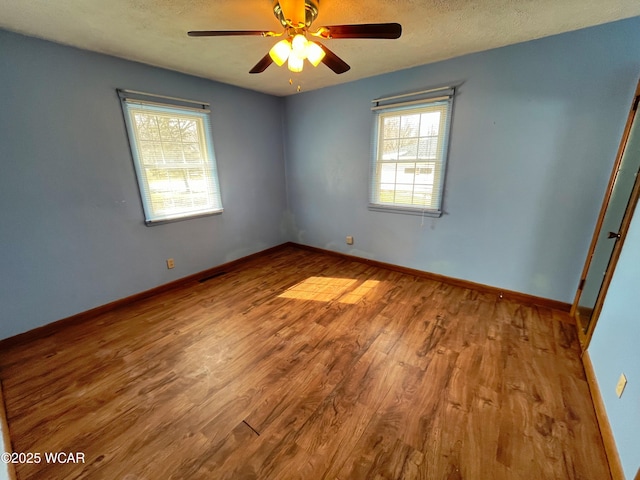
[306,41,325,66]
[291,34,308,59]
[269,39,292,66]
[288,52,304,72]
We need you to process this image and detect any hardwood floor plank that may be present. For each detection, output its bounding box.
[0,245,611,480]
[336,415,426,480]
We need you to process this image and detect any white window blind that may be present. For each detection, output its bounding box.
[370,87,454,216]
[118,90,223,225]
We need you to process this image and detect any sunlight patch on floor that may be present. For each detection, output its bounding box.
[338,280,380,304]
[279,277,356,301]
[278,277,379,303]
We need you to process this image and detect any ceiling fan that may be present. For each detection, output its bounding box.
[188,0,402,75]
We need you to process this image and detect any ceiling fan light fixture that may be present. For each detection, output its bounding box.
[189,0,401,77]
[288,51,304,72]
[305,40,325,66]
[269,39,292,66]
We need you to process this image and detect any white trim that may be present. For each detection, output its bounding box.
[117,89,209,108]
[372,86,455,105]
[368,204,442,217]
[123,98,211,114]
[371,96,450,111]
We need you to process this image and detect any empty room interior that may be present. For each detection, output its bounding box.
[1,0,640,478]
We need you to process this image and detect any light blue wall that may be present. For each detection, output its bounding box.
[0,30,288,340]
[1,16,639,477]
[283,17,640,303]
[589,200,640,479]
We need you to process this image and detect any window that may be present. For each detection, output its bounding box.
[118,90,223,225]
[370,88,454,216]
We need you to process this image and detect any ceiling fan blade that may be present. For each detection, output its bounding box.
[249,53,274,74]
[188,30,273,37]
[316,23,402,40]
[319,44,350,74]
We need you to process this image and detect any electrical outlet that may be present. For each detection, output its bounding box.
[166,258,175,269]
[615,373,627,398]
[346,235,354,245]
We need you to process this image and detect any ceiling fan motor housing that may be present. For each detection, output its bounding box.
[272,0,319,28]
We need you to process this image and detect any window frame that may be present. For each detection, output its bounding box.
[118,89,223,226]
[369,89,455,217]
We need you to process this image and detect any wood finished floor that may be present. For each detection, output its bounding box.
[0,246,610,479]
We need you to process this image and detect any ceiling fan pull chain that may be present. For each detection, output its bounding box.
[287,78,302,92]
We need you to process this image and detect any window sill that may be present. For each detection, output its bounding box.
[145,208,223,226]
[368,204,442,217]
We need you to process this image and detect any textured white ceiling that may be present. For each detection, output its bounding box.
[1,0,639,96]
